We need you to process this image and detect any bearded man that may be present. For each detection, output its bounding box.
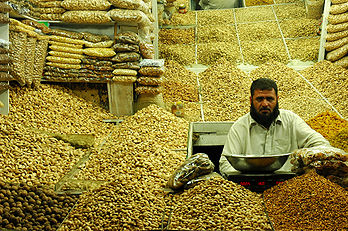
[219,78,330,176]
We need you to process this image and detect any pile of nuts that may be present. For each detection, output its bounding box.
[0,181,78,231]
[59,178,167,230]
[235,6,275,22]
[279,18,319,38]
[241,39,289,66]
[0,115,85,186]
[273,3,306,19]
[197,25,237,43]
[198,59,251,121]
[264,171,348,230]
[286,37,320,61]
[159,28,195,45]
[300,60,348,119]
[197,9,234,26]
[169,177,272,230]
[237,21,282,41]
[75,104,189,183]
[162,60,199,103]
[8,84,116,146]
[165,11,196,26]
[197,42,241,65]
[159,43,195,65]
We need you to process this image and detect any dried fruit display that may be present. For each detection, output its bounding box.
[264,171,348,230]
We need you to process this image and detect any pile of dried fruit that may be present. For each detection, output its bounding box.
[264,171,348,230]
[306,111,348,151]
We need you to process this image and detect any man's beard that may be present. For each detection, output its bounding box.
[250,102,279,129]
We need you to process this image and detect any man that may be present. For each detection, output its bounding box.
[219,78,330,176]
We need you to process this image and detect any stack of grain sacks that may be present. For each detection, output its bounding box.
[325,0,348,68]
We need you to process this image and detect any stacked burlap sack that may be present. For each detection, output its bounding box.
[325,0,348,68]
[9,19,49,87]
[290,145,348,189]
[135,59,165,111]
[0,1,13,83]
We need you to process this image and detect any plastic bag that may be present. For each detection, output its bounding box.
[290,146,347,189]
[326,43,348,61]
[48,28,84,40]
[62,11,112,24]
[36,1,62,8]
[0,54,11,64]
[113,43,139,52]
[33,7,66,14]
[166,153,215,190]
[326,30,348,41]
[46,56,81,64]
[0,13,10,24]
[333,56,348,68]
[324,36,348,51]
[81,58,113,66]
[49,40,83,49]
[112,68,137,76]
[109,0,150,13]
[82,32,111,43]
[327,21,348,33]
[47,62,81,69]
[290,146,347,166]
[140,59,164,67]
[112,61,140,70]
[50,35,85,45]
[112,75,137,83]
[83,48,116,57]
[49,51,84,59]
[330,2,348,14]
[0,64,10,72]
[35,13,63,21]
[84,64,113,71]
[85,40,114,48]
[328,13,348,25]
[107,9,151,27]
[50,45,84,54]
[21,19,51,34]
[0,47,9,54]
[111,52,140,62]
[135,85,163,94]
[115,31,140,44]
[139,41,154,59]
[61,0,111,11]
[0,72,13,81]
[139,66,164,76]
[0,39,10,48]
[0,2,13,12]
[137,76,162,86]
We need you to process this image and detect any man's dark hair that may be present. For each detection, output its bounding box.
[250,78,278,96]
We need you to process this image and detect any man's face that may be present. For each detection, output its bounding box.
[250,89,278,118]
